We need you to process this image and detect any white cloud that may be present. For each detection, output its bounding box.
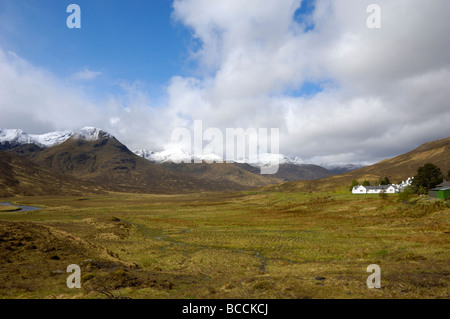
[0,49,102,133]
[72,68,102,81]
[167,0,450,164]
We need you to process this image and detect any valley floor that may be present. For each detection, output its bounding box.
[0,190,448,299]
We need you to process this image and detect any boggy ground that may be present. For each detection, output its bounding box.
[0,190,448,299]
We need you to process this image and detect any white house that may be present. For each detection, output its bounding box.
[352,185,398,194]
[353,185,367,194]
[398,177,414,190]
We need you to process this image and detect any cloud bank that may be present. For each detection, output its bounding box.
[1,0,450,164]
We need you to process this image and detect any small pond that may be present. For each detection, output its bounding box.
[0,202,42,212]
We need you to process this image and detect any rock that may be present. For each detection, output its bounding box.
[315,276,326,281]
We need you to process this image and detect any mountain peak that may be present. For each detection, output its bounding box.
[72,127,111,142]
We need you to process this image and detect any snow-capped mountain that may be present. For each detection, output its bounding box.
[133,149,366,177]
[134,148,307,168]
[0,127,109,149]
[246,153,306,166]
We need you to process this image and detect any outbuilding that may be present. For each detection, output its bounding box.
[429,187,450,200]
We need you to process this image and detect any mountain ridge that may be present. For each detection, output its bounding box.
[0,127,105,149]
[1,127,364,175]
[134,148,308,167]
[0,127,369,194]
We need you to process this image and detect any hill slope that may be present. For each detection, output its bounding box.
[0,151,104,197]
[236,163,331,181]
[264,137,450,192]
[160,162,283,188]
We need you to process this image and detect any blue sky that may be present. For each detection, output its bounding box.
[293,0,315,31]
[0,0,322,99]
[0,0,194,98]
[1,0,449,164]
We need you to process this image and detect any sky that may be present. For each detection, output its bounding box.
[0,0,449,165]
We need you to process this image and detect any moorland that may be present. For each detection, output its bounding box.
[1,190,448,299]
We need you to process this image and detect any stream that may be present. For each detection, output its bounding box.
[127,220,270,272]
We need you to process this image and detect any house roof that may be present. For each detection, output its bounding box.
[364,185,394,190]
[430,187,450,191]
[436,181,450,188]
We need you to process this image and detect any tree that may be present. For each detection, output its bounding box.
[362,180,371,186]
[349,179,359,191]
[447,169,450,181]
[416,185,428,195]
[379,177,391,185]
[411,163,444,193]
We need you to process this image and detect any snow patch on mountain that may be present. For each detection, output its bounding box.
[135,148,192,164]
[71,127,111,141]
[135,148,224,164]
[30,131,73,147]
[0,129,35,146]
[245,153,306,166]
[199,153,223,163]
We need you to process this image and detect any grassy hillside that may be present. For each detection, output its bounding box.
[161,161,282,188]
[0,151,104,197]
[235,163,331,181]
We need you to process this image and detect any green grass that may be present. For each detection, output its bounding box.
[0,205,21,212]
[0,191,448,299]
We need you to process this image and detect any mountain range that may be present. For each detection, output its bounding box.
[133,148,307,167]
[0,127,367,194]
[133,147,332,182]
[8,126,429,196]
[1,128,358,172]
[0,127,360,195]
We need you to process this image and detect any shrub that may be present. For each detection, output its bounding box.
[398,186,413,204]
